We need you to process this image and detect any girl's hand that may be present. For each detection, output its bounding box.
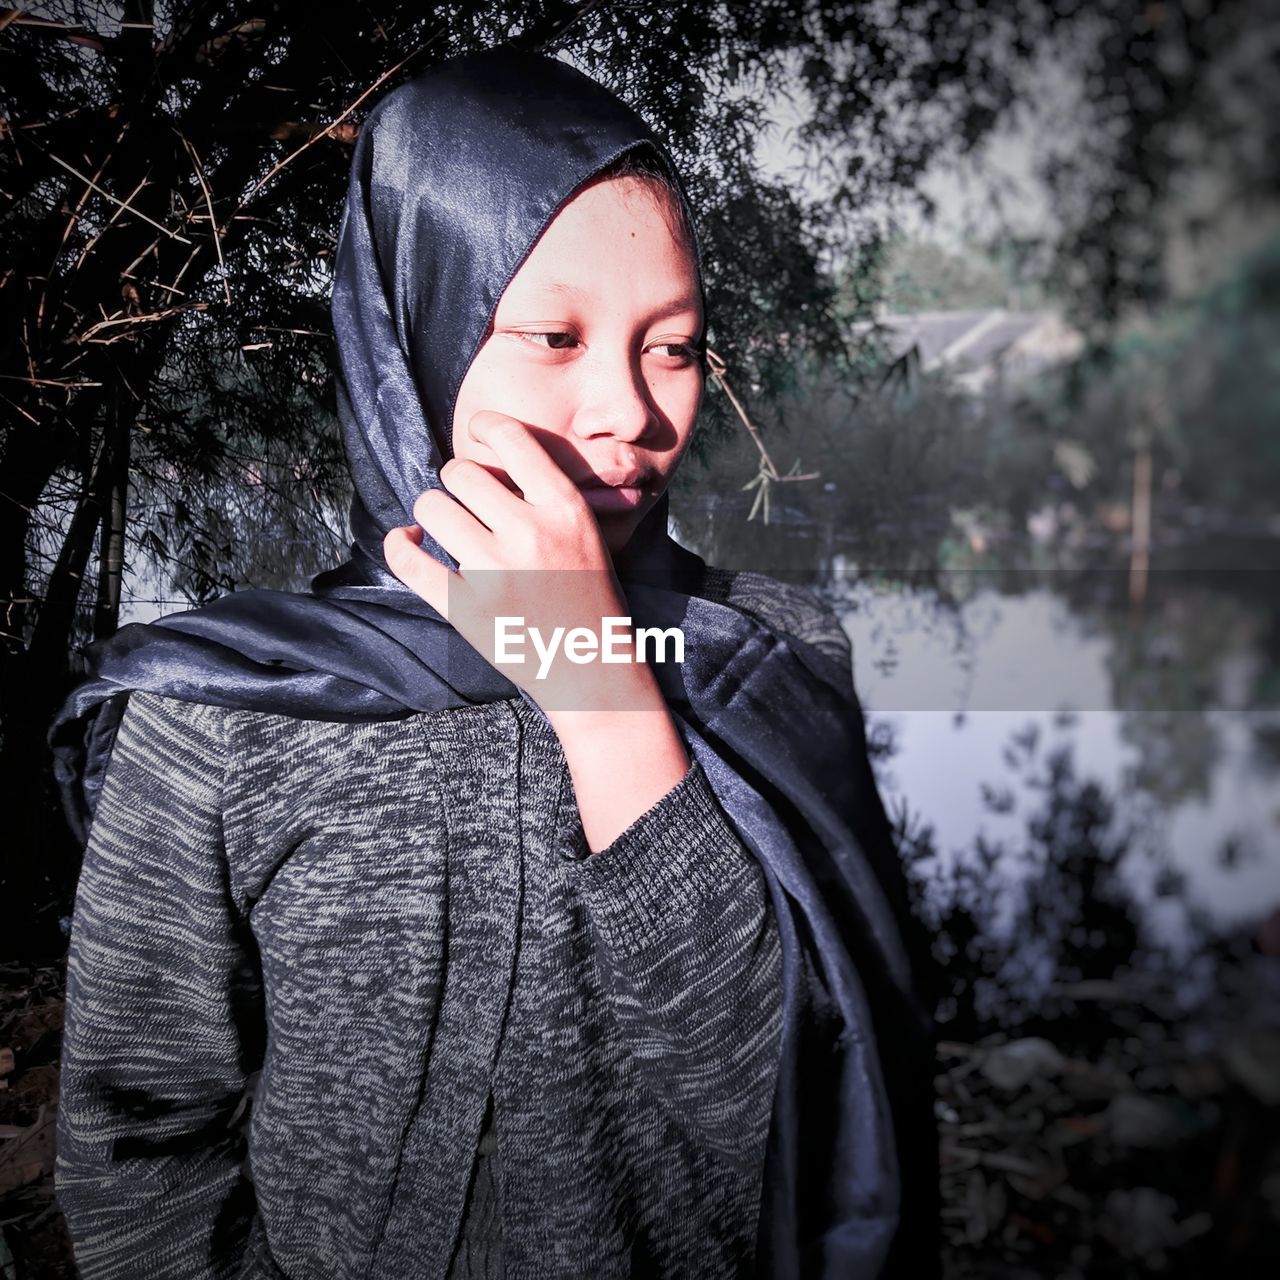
[385,408,690,850]
[383,411,638,712]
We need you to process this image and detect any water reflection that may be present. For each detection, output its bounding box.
[835,569,1280,940]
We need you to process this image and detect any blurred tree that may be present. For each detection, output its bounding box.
[1046,232,1280,530]
[1035,0,1280,329]
[859,239,1015,314]
[1162,236,1280,520]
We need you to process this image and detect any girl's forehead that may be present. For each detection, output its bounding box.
[499,178,700,309]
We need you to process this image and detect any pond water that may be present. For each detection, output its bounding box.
[837,578,1280,941]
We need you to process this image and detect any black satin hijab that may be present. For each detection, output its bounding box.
[50,48,938,1277]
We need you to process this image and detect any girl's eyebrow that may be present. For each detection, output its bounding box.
[523,280,590,304]
[648,291,703,317]
[524,279,702,317]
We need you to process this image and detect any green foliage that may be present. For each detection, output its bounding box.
[1052,233,1280,522]
[855,239,1018,315]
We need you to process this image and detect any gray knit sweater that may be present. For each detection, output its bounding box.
[55,573,846,1279]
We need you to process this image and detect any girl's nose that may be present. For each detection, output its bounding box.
[570,348,657,444]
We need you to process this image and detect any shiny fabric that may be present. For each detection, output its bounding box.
[49,48,936,1278]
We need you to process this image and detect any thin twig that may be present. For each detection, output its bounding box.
[236,49,419,212]
[77,302,207,343]
[707,349,774,472]
[55,120,131,258]
[121,234,163,280]
[0,390,40,425]
[0,487,36,513]
[0,374,101,388]
[72,172,149,272]
[267,121,360,145]
[0,6,106,48]
[706,348,819,525]
[706,348,820,483]
[0,5,30,34]
[22,314,36,378]
[120,274,187,297]
[168,243,205,295]
[47,151,191,244]
[177,131,231,307]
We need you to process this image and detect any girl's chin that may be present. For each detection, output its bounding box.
[595,508,645,552]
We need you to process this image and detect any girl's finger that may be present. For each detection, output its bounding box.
[465,411,579,509]
[413,487,496,568]
[438,457,527,532]
[382,525,453,619]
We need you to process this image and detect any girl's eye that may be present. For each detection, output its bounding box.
[517,330,579,350]
[649,342,704,364]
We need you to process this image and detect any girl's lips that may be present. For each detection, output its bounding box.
[579,484,647,512]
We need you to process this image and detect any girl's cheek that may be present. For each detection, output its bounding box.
[495,360,557,413]
[505,377,578,440]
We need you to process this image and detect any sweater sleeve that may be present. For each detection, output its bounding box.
[55,693,262,1280]
[561,759,783,1167]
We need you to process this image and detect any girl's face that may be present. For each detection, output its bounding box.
[450,176,705,554]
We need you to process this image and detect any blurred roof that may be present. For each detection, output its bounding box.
[853,309,1084,392]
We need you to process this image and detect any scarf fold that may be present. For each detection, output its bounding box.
[49,47,936,1277]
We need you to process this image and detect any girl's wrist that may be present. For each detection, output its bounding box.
[545,667,690,853]
[537,656,667,718]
